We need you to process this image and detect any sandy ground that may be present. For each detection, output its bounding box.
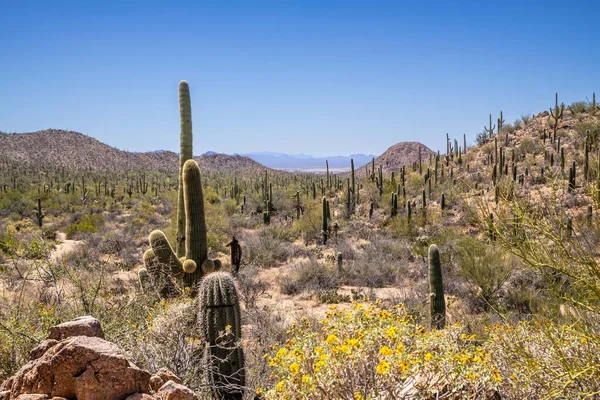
[50,232,85,262]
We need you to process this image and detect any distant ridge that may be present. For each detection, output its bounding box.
[0,129,268,174]
[238,152,376,171]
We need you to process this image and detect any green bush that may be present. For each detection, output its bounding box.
[65,214,104,239]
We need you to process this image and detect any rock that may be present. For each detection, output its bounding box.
[5,336,150,400]
[1,317,198,400]
[29,340,58,360]
[48,316,104,340]
[149,375,164,392]
[156,381,197,400]
[155,369,182,385]
[125,395,157,400]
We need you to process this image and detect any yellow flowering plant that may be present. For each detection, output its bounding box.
[260,302,502,399]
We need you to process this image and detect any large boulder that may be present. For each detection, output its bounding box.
[0,318,197,400]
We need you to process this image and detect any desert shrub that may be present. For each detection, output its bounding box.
[342,238,407,287]
[279,259,339,295]
[476,131,489,146]
[65,213,104,239]
[452,236,513,311]
[292,198,323,244]
[125,299,204,390]
[242,228,300,269]
[21,237,52,259]
[237,265,270,310]
[568,101,587,115]
[222,198,239,216]
[259,302,502,399]
[488,320,600,398]
[520,113,532,126]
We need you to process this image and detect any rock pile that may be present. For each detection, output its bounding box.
[0,316,197,400]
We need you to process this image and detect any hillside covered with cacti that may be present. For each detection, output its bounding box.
[0,128,269,174]
[1,81,600,399]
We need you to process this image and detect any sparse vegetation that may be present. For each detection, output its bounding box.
[2,86,600,399]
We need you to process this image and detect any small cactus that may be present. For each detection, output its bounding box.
[428,244,446,330]
[199,272,245,400]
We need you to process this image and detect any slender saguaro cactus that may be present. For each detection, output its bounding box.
[428,244,446,330]
[549,92,565,141]
[176,80,193,257]
[35,198,45,227]
[199,272,245,400]
[322,196,329,244]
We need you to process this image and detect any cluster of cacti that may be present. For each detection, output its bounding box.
[199,272,245,400]
[428,244,446,330]
[141,81,221,297]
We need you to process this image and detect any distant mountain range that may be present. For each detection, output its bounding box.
[0,129,433,175]
[230,152,377,171]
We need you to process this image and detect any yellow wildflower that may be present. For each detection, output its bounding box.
[289,362,300,374]
[376,359,390,375]
[276,348,288,358]
[276,381,284,392]
[399,360,410,372]
[379,346,394,356]
[326,334,338,344]
[424,352,433,361]
[302,375,310,383]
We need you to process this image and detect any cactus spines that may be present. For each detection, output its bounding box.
[322,196,328,244]
[143,247,181,298]
[428,244,446,330]
[149,230,184,278]
[138,268,149,290]
[176,80,194,257]
[35,198,45,227]
[183,159,208,267]
[199,272,245,400]
[145,158,211,295]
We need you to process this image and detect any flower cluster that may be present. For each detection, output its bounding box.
[260,301,502,399]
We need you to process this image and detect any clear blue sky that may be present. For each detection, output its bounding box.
[1,1,598,157]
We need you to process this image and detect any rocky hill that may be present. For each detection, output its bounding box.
[0,129,267,174]
[374,141,435,172]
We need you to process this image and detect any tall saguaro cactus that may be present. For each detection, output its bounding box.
[199,272,245,400]
[176,80,193,257]
[428,244,446,330]
[143,81,219,296]
[322,196,328,244]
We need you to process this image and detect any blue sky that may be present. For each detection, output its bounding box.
[1,1,598,157]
